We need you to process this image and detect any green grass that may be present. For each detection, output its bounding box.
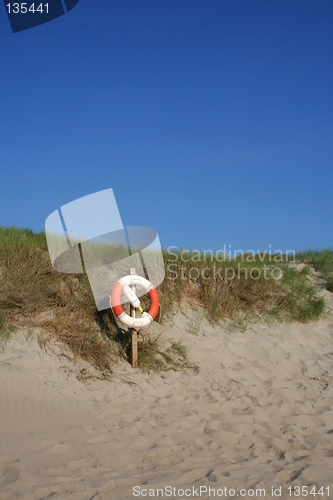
[136,335,199,374]
[266,266,325,322]
[295,249,333,292]
[0,317,14,352]
[0,226,119,372]
[0,226,331,373]
[186,316,202,336]
[159,248,327,324]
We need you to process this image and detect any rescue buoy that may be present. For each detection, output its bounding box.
[110,275,159,328]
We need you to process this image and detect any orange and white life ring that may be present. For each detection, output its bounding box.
[110,275,159,328]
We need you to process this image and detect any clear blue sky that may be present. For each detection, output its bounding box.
[1,0,332,253]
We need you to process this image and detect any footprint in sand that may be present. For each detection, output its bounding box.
[0,465,19,485]
[38,439,63,450]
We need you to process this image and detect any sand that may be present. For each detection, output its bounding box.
[1,288,333,499]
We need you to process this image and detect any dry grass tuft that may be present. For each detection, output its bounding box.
[159,250,326,324]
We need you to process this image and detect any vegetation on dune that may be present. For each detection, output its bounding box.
[295,249,333,293]
[0,226,331,374]
[160,249,327,324]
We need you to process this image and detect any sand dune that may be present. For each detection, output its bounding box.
[1,291,333,499]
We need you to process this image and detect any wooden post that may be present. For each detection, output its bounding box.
[129,268,138,368]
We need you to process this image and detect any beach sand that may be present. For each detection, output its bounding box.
[1,288,333,499]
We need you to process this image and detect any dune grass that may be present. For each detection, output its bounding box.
[159,248,326,324]
[0,226,331,373]
[295,249,333,292]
